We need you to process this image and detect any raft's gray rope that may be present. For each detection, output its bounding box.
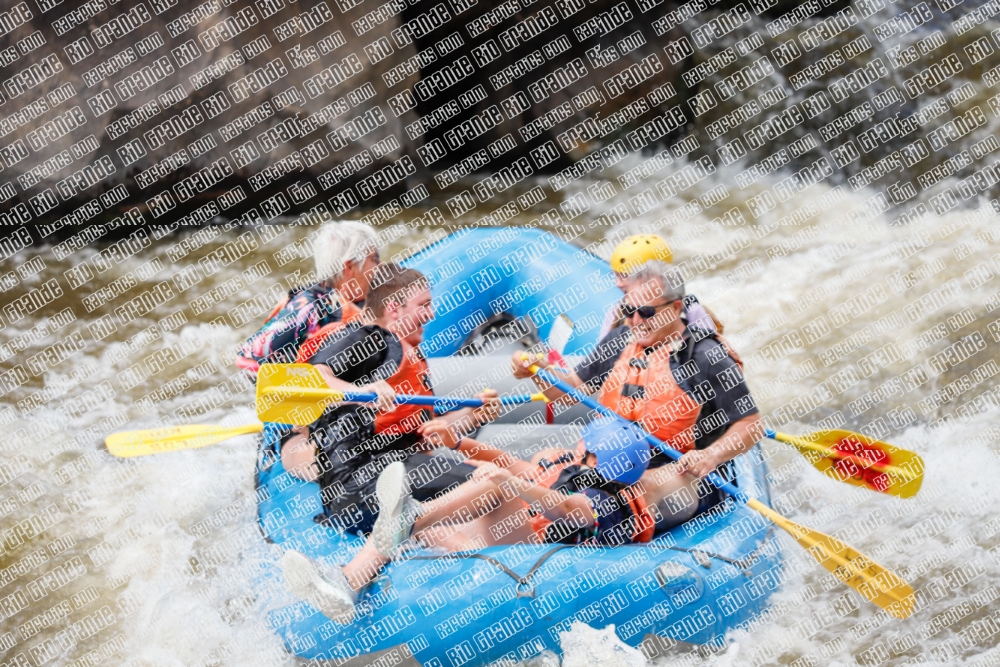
[408,545,575,597]
[665,526,777,576]
[407,526,776,589]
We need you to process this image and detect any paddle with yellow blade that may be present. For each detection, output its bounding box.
[106,423,266,458]
[766,429,924,499]
[255,363,549,425]
[525,360,916,619]
[106,364,549,457]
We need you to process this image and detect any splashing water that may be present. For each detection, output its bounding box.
[3,149,1000,666]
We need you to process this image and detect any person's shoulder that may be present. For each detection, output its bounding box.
[345,322,395,345]
[313,322,377,358]
[606,324,629,339]
[684,329,731,365]
[294,283,329,302]
[286,283,334,313]
[313,323,399,371]
[363,324,403,362]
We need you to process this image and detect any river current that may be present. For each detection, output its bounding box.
[2,155,1000,667]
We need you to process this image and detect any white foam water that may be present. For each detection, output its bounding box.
[2,158,1000,666]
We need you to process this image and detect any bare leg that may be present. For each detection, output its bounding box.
[281,433,318,482]
[413,477,504,530]
[416,497,539,550]
[313,468,543,598]
[415,521,490,551]
[341,540,389,591]
[471,498,539,546]
[338,484,535,594]
[640,463,700,531]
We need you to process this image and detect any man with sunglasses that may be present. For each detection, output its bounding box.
[512,261,762,531]
[600,234,722,340]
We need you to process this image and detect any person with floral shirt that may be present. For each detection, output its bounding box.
[236,221,381,376]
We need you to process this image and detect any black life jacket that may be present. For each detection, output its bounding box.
[310,328,425,516]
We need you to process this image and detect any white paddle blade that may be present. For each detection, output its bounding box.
[547,314,574,354]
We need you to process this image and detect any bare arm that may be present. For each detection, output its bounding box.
[675,413,763,478]
[416,389,501,451]
[435,388,501,432]
[510,353,595,402]
[451,436,533,475]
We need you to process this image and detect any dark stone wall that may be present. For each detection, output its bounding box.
[1,0,423,239]
[0,0,696,240]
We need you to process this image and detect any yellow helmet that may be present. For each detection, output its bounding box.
[610,234,672,274]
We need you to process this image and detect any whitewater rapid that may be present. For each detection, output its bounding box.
[2,158,1000,666]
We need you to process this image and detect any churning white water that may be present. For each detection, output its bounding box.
[2,158,1000,667]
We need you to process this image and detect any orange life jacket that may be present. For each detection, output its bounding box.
[527,442,655,544]
[373,340,434,437]
[598,341,701,453]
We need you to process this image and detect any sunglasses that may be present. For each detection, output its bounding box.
[621,299,675,320]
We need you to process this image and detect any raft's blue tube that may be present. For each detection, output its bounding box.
[401,227,620,357]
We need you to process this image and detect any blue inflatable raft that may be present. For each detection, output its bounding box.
[255,228,783,664]
[399,226,621,357]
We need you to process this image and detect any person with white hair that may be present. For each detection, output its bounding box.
[236,221,381,376]
[512,261,762,533]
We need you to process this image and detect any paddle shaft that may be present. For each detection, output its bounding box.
[258,387,540,408]
[531,367,747,503]
[110,391,545,456]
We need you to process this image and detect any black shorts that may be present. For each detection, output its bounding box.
[277,428,475,533]
[404,452,475,502]
[323,454,475,535]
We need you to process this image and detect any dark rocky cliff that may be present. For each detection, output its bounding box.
[0,0,692,241]
[0,0,993,243]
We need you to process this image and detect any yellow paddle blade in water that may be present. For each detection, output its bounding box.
[772,430,924,499]
[747,499,916,619]
[256,363,344,425]
[105,423,264,458]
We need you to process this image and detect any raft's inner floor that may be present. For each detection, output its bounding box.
[428,353,594,425]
